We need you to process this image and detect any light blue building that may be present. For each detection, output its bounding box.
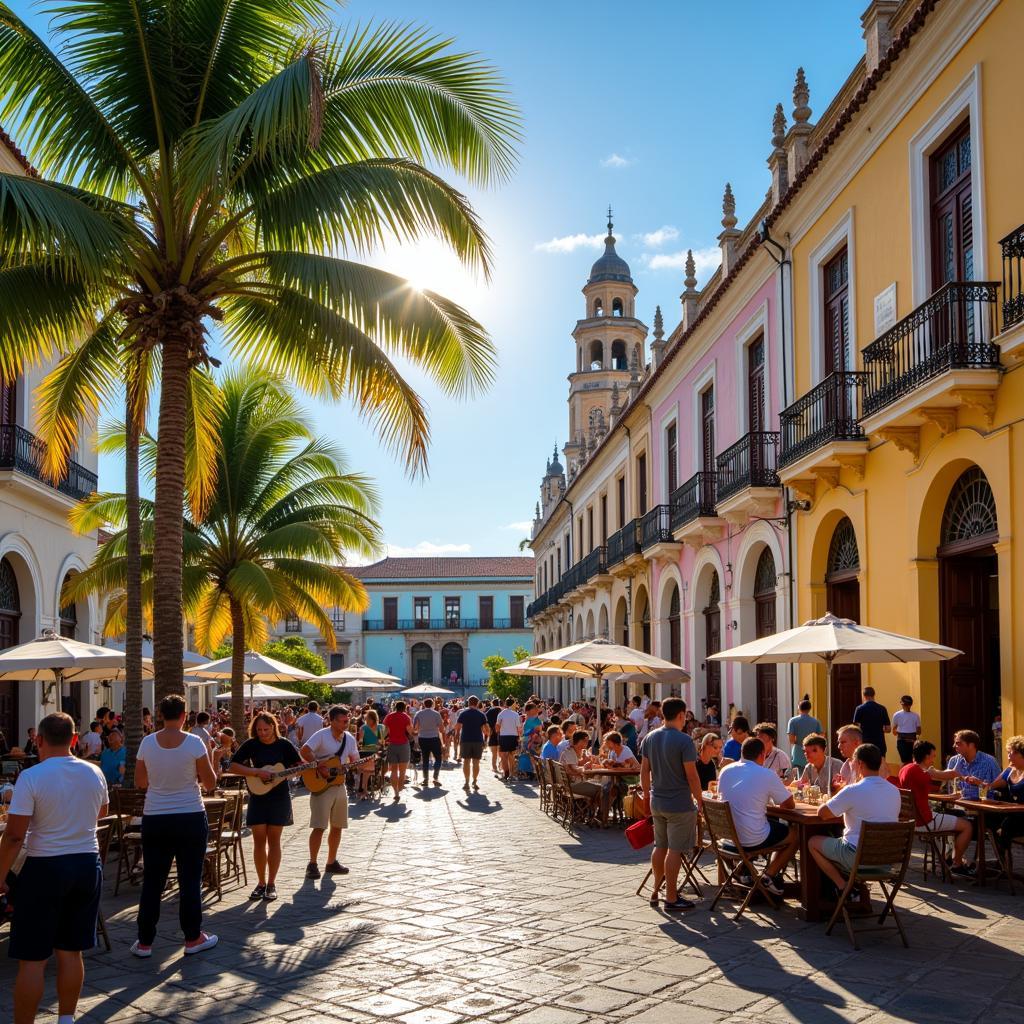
[350,556,535,690]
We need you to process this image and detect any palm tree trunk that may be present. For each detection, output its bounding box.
[123,381,143,784]
[230,598,246,737]
[152,338,189,702]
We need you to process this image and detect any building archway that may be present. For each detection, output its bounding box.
[753,548,778,725]
[440,642,464,685]
[0,557,21,743]
[597,602,609,640]
[702,571,722,714]
[613,595,629,646]
[825,517,861,724]
[937,466,999,747]
[634,585,651,654]
[411,642,433,684]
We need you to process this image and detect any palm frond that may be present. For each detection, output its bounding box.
[184,368,223,520]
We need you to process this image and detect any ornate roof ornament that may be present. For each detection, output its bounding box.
[684,249,698,292]
[772,103,787,150]
[610,381,621,414]
[793,67,811,124]
[653,305,664,341]
[722,182,738,230]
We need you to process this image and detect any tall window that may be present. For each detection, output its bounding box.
[414,597,430,628]
[564,532,570,567]
[931,122,973,287]
[556,549,561,577]
[617,476,626,528]
[747,335,766,432]
[587,507,594,552]
[383,597,398,630]
[637,453,648,516]
[479,596,494,629]
[510,596,525,629]
[823,247,850,375]
[701,387,715,474]
[445,596,460,628]
[0,377,14,428]
[284,614,301,632]
[665,423,678,496]
[600,494,608,542]
[329,653,345,671]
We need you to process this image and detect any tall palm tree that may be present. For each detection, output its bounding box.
[66,369,381,734]
[0,2,518,698]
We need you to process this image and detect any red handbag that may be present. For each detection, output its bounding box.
[625,815,655,850]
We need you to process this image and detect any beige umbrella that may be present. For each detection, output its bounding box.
[212,682,306,703]
[316,662,400,683]
[190,650,316,702]
[331,678,402,694]
[401,683,456,698]
[708,612,962,752]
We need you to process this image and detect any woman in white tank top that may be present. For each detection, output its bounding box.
[131,694,218,958]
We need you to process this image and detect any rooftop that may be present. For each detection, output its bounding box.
[348,556,536,581]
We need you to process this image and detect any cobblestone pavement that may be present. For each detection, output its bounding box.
[3,764,1023,1024]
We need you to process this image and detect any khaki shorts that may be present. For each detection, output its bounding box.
[918,813,960,833]
[652,809,696,852]
[309,785,349,830]
[820,836,858,873]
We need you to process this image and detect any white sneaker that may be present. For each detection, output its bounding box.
[129,940,152,958]
[183,933,218,955]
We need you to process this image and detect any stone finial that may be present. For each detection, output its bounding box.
[772,103,787,150]
[862,1,901,74]
[792,67,811,124]
[684,250,697,291]
[534,501,541,519]
[722,182,737,230]
[653,305,664,341]
[649,305,667,369]
[769,103,790,205]
[628,346,639,373]
[610,381,621,414]
[680,249,700,331]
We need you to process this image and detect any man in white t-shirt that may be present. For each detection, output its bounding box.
[300,705,359,880]
[891,695,922,765]
[0,712,108,1024]
[495,697,523,781]
[628,696,646,738]
[755,722,792,776]
[190,711,216,758]
[716,737,799,896]
[810,742,901,889]
[296,702,325,746]
[77,721,103,760]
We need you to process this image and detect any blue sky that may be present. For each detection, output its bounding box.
[16,0,867,562]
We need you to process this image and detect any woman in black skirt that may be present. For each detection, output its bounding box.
[228,712,301,901]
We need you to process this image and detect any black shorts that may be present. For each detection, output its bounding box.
[743,819,791,853]
[487,730,500,747]
[246,787,293,827]
[10,853,102,960]
[498,735,519,753]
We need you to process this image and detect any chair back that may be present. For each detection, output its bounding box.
[701,798,742,849]
[853,820,916,870]
[96,815,118,864]
[110,788,147,818]
[897,788,917,823]
[203,798,228,842]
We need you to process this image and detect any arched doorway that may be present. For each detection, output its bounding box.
[0,557,21,745]
[703,571,721,713]
[938,467,999,747]
[635,588,651,654]
[826,517,861,724]
[667,584,681,666]
[411,642,433,684]
[440,642,463,686]
[613,596,628,647]
[754,548,777,724]
[60,571,85,727]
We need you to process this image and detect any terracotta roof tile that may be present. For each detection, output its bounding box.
[0,123,37,176]
[348,556,535,581]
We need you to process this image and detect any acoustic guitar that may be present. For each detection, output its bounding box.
[244,759,322,796]
[301,754,376,795]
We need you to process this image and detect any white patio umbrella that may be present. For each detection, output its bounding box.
[708,612,962,752]
[332,678,403,694]
[401,683,456,698]
[190,650,316,702]
[316,662,400,683]
[212,682,306,703]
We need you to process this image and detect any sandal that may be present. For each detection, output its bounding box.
[263,884,277,901]
[249,884,266,901]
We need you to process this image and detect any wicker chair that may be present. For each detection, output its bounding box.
[824,820,916,950]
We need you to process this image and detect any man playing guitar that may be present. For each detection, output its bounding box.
[299,705,359,879]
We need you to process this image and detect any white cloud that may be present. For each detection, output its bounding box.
[639,225,679,248]
[534,232,606,254]
[504,520,533,532]
[384,540,472,557]
[644,246,721,274]
[601,152,633,168]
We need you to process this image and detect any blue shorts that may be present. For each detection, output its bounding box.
[9,853,102,961]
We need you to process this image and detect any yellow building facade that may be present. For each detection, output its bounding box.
[773,0,1024,751]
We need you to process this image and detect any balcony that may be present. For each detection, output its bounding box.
[778,371,868,496]
[362,617,527,632]
[580,545,611,591]
[998,224,1024,361]
[606,519,642,574]
[0,424,97,503]
[640,504,682,565]
[670,471,723,548]
[715,431,781,525]
[860,281,1001,455]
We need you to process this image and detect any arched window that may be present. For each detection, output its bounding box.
[588,339,603,370]
[611,340,627,370]
[754,548,776,597]
[637,591,651,653]
[60,572,78,639]
[668,584,681,665]
[441,642,463,683]
[0,557,21,650]
[941,467,998,548]
[411,642,433,683]
[593,298,603,317]
[826,518,860,580]
[612,297,624,317]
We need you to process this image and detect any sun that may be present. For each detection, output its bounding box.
[373,238,491,314]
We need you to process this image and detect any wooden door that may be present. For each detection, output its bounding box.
[940,551,998,750]
[826,578,861,725]
[479,596,493,629]
[704,573,721,711]
[755,595,777,725]
[931,123,973,288]
[0,611,18,745]
[748,336,766,434]
[383,597,398,630]
[701,387,715,474]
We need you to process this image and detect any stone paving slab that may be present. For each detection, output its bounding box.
[3,762,1024,1023]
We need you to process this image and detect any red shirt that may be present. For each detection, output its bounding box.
[898,762,934,825]
[383,712,413,745]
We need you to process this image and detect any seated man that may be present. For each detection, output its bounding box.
[721,716,750,763]
[898,740,973,875]
[835,725,864,787]
[810,743,901,892]
[541,725,563,761]
[717,737,798,896]
[946,729,1000,800]
[800,734,844,791]
[559,730,603,821]
[755,723,792,776]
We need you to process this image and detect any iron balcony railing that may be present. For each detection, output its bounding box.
[640,504,673,549]
[779,371,867,468]
[0,424,97,501]
[563,561,585,593]
[861,281,1000,417]
[606,519,641,567]
[670,471,717,530]
[362,617,526,632]
[715,431,780,502]
[582,544,607,580]
[1000,225,1024,330]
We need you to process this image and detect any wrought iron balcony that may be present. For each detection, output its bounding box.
[779,371,867,468]
[861,281,1000,417]
[563,561,586,593]
[582,545,607,580]
[640,505,673,549]
[1001,224,1024,330]
[363,617,526,632]
[606,519,641,567]
[716,431,780,502]
[0,424,97,502]
[670,472,717,531]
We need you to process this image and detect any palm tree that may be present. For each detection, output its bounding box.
[0,2,518,698]
[66,369,381,734]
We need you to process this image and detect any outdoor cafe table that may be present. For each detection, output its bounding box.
[929,791,1024,886]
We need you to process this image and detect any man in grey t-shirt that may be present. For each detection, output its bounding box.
[639,697,702,912]
[413,699,444,786]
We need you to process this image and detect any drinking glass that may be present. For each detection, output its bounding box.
[708,780,718,796]
[978,782,989,801]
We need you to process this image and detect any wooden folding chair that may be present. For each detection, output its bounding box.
[899,789,957,884]
[201,799,229,902]
[219,790,247,888]
[95,818,115,952]
[110,789,146,895]
[825,820,915,950]
[549,761,592,831]
[702,799,791,921]
[532,755,554,814]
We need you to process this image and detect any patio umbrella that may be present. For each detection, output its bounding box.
[190,650,316,702]
[212,682,306,703]
[316,662,400,683]
[331,678,403,694]
[0,630,145,710]
[401,683,456,698]
[708,612,962,753]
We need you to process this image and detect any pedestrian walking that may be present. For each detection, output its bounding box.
[852,687,891,755]
[454,696,490,791]
[413,699,444,787]
[382,700,414,802]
